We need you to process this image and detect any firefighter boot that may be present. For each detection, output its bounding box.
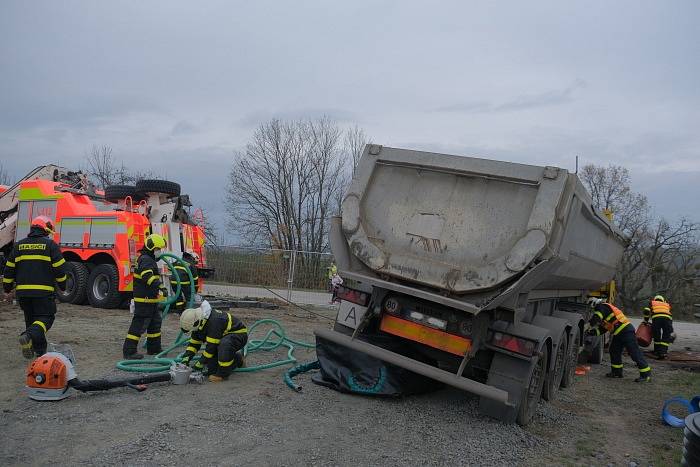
[18,332,33,359]
[635,372,652,383]
[605,367,623,378]
[234,350,245,369]
[122,336,145,360]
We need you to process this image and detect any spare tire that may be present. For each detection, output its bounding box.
[136,179,181,197]
[104,185,144,202]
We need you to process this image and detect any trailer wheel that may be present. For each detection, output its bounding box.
[542,331,567,401]
[517,346,548,426]
[87,264,122,309]
[57,261,89,305]
[104,185,144,202]
[560,329,580,388]
[135,179,181,197]
[588,335,604,364]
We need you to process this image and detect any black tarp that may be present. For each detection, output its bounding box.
[311,333,443,397]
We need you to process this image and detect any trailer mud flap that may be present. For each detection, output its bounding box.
[312,334,442,397]
[479,353,534,423]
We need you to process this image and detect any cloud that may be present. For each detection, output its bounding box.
[435,80,586,114]
[238,108,358,127]
[171,120,198,136]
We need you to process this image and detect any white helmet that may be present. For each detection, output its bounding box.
[180,300,211,332]
[587,297,603,307]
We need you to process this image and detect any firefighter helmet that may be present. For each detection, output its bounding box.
[180,300,211,332]
[180,307,204,332]
[587,297,603,307]
[144,234,166,251]
[653,295,665,302]
[31,216,54,234]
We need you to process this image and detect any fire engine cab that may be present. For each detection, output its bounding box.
[0,165,210,309]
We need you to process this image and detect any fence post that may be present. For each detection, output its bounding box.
[287,249,297,303]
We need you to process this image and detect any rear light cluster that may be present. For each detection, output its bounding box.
[490,332,537,357]
[383,296,472,336]
[336,286,369,306]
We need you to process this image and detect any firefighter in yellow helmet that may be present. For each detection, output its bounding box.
[645,294,675,359]
[2,216,68,358]
[122,233,167,359]
[588,301,651,382]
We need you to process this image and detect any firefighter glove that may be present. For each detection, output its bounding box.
[193,360,204,372]
[180,356,191,366]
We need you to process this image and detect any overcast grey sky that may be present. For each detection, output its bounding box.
[1,1,698,241]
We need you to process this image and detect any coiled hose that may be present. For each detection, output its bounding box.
[662,395,700,427]
[116,253,315,374]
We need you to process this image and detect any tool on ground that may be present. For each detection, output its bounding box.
[26,352,202,401]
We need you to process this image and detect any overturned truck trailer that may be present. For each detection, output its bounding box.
[316,145,627,425]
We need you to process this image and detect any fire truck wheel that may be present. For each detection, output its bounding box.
[104,185,144,202]
[87,264,122,309]
[57,261,89,305]
[135,179,181,197]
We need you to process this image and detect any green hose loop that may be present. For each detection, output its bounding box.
[115,255,315,374]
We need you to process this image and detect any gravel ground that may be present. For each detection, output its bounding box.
[0,300,696,466]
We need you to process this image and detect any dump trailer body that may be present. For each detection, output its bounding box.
[328,145,628,424]
[337,145,626,307]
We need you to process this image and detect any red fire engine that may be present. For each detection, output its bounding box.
[0,165,210,308]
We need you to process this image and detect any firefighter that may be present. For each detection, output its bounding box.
[2,216,68,358]
[644,295,674,359]
[179,300,247,383]
[122,233,167,360]
[587,300,651,382]
[170,252,199,312]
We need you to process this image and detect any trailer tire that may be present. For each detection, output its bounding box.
[104,185,144,202]
[588,335,604,364]
[542,331,567,401]
[560,329,580,388]
[57,261,89,305]
[87,264,122,309]
[517,346,548,426]
[136,179,181,197]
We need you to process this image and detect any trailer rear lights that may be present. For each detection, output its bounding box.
[336,286,369,306]
[490,332,537,357]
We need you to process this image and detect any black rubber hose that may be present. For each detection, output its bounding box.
[68,373,172,392]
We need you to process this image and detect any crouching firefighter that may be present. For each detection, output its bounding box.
[588,300,652,382]
[179,300,247,383]
[2,216,68,358]
[170,252,199,312]
[643,295,675,359]
[122,234,167,360]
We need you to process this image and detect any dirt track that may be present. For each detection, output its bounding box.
[0,301,697,466]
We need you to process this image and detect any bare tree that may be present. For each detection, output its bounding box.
[0,162,11,186]
[580,163,700,317]
[344,124,370,177]
[85,144,155,189]
[226,117,351,252]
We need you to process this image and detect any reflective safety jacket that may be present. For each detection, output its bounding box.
[649,300,672,320]
[132,252,162,303]
[590,303,631,336]
[170,261,199,308]
[183,308,247,366]
[2,226,68,297]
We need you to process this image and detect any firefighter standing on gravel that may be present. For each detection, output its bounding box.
[643,295,675,359]
[587,300,651,382]
[179,300,247,382]
[122,233,167,360]
[2,216,68,358]
[170,252,199,312]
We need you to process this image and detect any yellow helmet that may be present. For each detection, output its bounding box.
[653,295,665,302]
[144,234,166,251]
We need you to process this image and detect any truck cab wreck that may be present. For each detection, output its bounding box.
[315,145,627,425]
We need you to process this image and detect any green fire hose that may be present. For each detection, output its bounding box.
[115,253,315,374]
